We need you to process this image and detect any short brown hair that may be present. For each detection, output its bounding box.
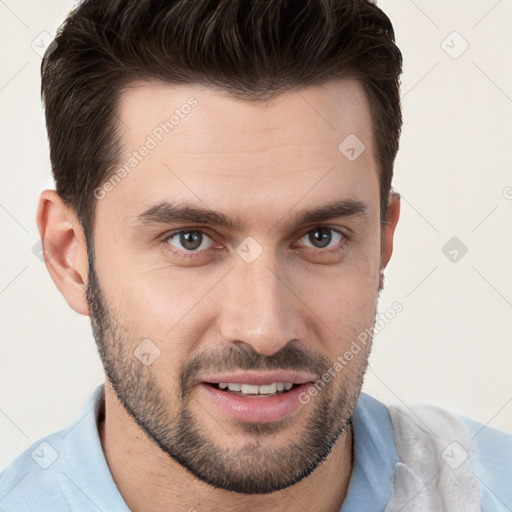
[41,0,403,239]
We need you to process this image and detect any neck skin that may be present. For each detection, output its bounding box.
[98,380,354,512]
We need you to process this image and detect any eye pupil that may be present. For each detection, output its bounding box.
[180,231,202,250]
[309,228,332,248]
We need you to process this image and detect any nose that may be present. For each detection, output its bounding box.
[218,252,306,357]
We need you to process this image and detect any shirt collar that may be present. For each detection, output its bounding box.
[60,383,131,511]
[340,393,399,511]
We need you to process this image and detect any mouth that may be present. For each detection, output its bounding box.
[204,381,301,397]
[198,371,315,423]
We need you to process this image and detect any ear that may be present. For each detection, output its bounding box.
[380,191,400,271]
[36,189,90,316]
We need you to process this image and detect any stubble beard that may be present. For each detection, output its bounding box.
[86,253,375,494]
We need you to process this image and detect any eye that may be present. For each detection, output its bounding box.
[165,230,214,252]
[297,227,344,250]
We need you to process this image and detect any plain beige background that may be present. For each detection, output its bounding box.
[1,0,511,469]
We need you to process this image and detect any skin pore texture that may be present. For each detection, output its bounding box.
[37,78,400,512]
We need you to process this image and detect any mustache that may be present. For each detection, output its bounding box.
[180,343,331,397]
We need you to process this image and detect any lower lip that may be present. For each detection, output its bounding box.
[198,383,310,423]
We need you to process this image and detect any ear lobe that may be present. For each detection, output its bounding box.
[36,190,90,316]
[380,191,400,271]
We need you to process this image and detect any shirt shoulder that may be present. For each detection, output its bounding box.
[0,428,81,511]
[457,414,512,510]
[0,385,130,512]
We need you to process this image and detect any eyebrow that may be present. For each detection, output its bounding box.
[134,198,368,232]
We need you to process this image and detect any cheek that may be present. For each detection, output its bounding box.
[298,254,380,315]
[101,265,222,368]
[297,257,380,358]
[102,250,209,321]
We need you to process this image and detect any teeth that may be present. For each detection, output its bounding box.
[259,383,277,394]
[241,384,260,394]
[217,382,295,394]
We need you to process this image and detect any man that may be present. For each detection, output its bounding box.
[1,0,510,510]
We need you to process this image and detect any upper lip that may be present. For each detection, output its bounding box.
[201,370,317,386]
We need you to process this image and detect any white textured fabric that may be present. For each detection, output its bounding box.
[385,404,481,512]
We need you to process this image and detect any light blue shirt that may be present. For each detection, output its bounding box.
[1,384,511,511]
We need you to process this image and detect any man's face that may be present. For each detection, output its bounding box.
[86,79,390,494]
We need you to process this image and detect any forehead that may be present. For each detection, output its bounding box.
[99,79,379,229]
[117,78,374,161]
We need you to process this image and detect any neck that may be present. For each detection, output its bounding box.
[98,381,354,512]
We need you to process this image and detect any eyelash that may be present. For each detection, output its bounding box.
[161,227,348,260]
